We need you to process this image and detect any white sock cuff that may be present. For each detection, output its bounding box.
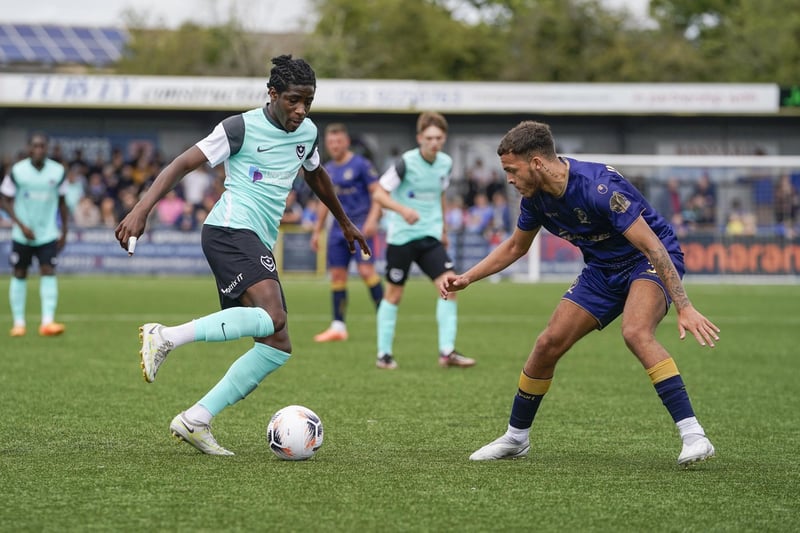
[506,424,530,443]
[676,416,705,438]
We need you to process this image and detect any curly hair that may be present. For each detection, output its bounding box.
[267,54,317,93]
[496,121,557,160]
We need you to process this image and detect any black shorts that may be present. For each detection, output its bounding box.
[384,236,454,286]
[202,225,286,310]
[10,240,59,271]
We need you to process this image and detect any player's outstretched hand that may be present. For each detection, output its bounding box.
[438,272,470,299]
[341,220,371,258]
[114,208,147,251]
[677,305,720,348]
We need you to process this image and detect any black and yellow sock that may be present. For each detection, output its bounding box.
[331,281,347,322]
[366,274,383,310]
[509,371,552,430]
[647,357,695,423]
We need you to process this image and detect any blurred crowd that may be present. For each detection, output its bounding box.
[1,144,798,243]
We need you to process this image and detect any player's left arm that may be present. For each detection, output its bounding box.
[363,182,382,238]
[623,216,720,347]
[439,192,449,248]
[56,195,69,251]
[304,165,370,256]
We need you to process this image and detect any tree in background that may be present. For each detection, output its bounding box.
[113,0,800,83]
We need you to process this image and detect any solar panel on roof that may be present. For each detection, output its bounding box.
[0,23,127,66]
[0,43,27,62]
[44,26,65,39]
[73,28,93,39]
[15,26,36,37]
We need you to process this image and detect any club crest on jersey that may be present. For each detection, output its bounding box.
[597,184,608,194]
[610,191,631,214]
[295,144,306,159]
[261,255,276,272]
[344,169,354,181]
[574,208,591,224]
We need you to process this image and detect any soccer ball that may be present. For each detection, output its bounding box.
[266,405,324,461]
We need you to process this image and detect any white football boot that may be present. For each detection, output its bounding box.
[469,434,530,461]
[677,435,715,466]
[139,323,173,383]
[169,412,234,456]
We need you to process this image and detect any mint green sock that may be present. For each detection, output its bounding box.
[193,307,274,342]
[40,275,58,324]
[9,277,27,326]
[377,299,398,356]
[436,298,457,354]
[198,343,290,415]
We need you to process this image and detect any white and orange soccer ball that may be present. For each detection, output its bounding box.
[266,405,324,461]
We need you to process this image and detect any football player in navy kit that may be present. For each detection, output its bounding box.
[439,121,720,466]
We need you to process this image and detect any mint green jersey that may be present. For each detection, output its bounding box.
[197,106,320,249]
[379,148,452,246]
[1,158,66,246]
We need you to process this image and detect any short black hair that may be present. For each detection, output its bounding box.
[497,121,556,160]
[28,131,49,145]
[268,55,316,93]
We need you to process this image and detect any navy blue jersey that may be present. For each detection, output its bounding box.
[517,157,681,269]
[324,153,378,229]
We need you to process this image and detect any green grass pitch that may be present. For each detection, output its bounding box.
[1,276,798,532]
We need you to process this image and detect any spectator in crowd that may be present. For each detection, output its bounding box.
[155,188,186,227]
[68,148,88,173]
[73,196,102,228]
[656,177,686,236]
[724,198,756,236]
[63,164,87,215]
[444,195,466,234]
[466,157,494,206]
[489,190,512,238]
[465,192,494,234]
[99,196,118,228]
[174,202,198,232]
[182,164,214,208]
[281,189,303,224]
[685,174,716,230]
[301,196,320,230]
[86,171,108,205]
[774,174,799,239]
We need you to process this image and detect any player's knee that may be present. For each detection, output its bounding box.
[268,308,287,333]
[533,331,567,361]
[621,324,654,351]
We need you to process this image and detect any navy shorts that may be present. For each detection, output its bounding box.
[563,253,685,329]
[385,236,453,286]
[327,227,377,268]
[10,240,59,271]
[201,225,286,310]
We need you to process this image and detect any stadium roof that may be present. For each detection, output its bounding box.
[0,23,127,66]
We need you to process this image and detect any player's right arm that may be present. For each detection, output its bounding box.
[115,146,208,249]
[0,173,35,240]
[372,165,419,224]
[439,226,538,298]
